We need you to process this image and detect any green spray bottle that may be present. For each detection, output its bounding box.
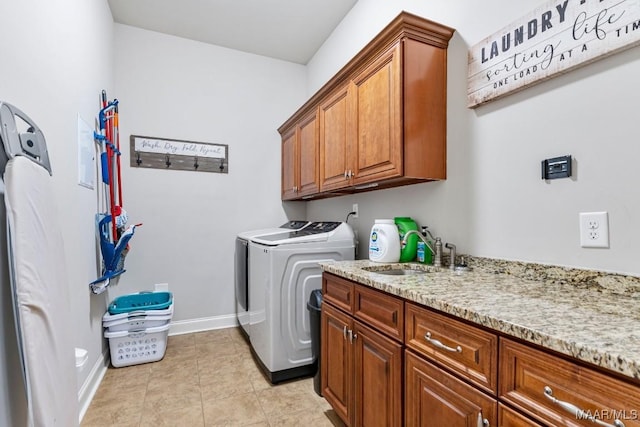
[416,226,433,264]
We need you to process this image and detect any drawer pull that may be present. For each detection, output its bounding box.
[543,386,626,427]
[425,332,462,353]
[343,326,348,340]
[477,412,489,427]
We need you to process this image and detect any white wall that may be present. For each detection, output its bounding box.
[112,25,307,324]
[306,0,640,276]
[0,0,115,423]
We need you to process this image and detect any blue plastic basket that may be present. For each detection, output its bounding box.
[108,291,173,315]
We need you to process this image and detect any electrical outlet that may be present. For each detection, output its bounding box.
[154,283,169,292]
[352,203,359,218]
[579,212,609,248]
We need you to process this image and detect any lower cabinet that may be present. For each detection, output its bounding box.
[321,273,640,427]
[353,321,402,427]
[322,303,352,424]
[405,350,497,427]
[321,274,403,426]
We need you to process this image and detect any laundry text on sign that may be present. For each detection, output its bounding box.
[468,0,640,108]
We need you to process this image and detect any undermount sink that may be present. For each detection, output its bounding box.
[373,269,428,276]
[361,264,437,276]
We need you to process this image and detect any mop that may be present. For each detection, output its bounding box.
[91,92,141,294]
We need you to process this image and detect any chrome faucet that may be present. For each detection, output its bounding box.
[401,230,442,267]
[444,243,456,270]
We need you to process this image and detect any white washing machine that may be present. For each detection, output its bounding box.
[248,221,355,383]
[235,221,309,337]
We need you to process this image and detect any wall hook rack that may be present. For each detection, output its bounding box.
[130,135,228,174]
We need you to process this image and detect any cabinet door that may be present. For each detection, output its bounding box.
[405,350,497,427]
[353,320,402,427]
[321,303,353,426]
[350,42,402,184]
[319,84,351,191]
[281,127,298,200]
[297,110,319,196]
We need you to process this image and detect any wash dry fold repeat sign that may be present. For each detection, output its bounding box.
[468,0,640,108]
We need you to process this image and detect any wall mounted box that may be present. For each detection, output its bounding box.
[541,155,571,180]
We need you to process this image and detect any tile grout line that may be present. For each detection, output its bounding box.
[196,353,206,427]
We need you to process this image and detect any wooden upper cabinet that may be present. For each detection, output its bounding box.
[281,127,297,200]
[319,84,351,191]
[350,42,402,185]
[280,109,319,200]
[297,110,319,196]
[280,11,455,200]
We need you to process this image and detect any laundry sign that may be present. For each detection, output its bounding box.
[468,0,640,108]
[130,135,228,173]
[133,136,225,158]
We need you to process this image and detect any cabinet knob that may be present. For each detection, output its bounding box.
[477,413,489,427]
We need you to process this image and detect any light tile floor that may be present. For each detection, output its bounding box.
[81,327,345,427]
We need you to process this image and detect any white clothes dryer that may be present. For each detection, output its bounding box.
[248,221,355,383]
[234,221,309,337]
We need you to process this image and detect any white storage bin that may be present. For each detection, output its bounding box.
[105,323,170,367]
[102,303,173,332]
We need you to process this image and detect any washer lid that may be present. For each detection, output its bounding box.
[251,222,353,246]
[237,220,309,240]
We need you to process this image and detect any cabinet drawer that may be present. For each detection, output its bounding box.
[323,273,354,313]
[405,303,498,394]
[405,350,497,427]
[500,338,640,427]
[499,403,544,427]
[354,285,403,342]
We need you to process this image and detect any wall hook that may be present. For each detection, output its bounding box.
[165,154,171,168]
[219,158,225,171]
[135,151,142,166]
[194,156,199,170]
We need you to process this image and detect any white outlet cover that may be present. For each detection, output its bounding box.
[579,212,609,248]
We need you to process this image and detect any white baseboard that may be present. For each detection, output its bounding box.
[77,349,109,423]
[169,313,238,336]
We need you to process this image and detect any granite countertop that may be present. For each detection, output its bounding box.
[319,257,640,382]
